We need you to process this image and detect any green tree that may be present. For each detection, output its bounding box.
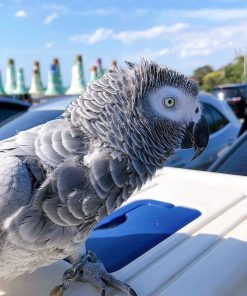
[202,71,225,91]
[223,56,244,83]
[192,65,214,86]
[194,55,245,91]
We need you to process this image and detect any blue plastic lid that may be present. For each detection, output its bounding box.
[86,199,201,272]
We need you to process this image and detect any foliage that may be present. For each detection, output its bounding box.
[223,56,244,83]
[202,71,224,91]
[193,55,245,91]
[192,65,214,86]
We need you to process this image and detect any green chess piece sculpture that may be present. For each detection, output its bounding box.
[96,58,105,79]
[15,68,28,95]
[66,55,86,95]
[45,60,63,96]
[29,61,44,97]
[53,58,64,94]
[0,70,6,95]
[5,58,16,95]
[90,65,97,83]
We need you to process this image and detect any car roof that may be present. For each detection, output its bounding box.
[198,91,232,112]
[30,96,75,111]
[0,96,31,107]
[198,91,218,102]
[213,83,247,89]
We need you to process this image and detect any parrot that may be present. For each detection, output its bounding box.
[0,59,209,295]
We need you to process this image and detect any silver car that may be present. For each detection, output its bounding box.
[166,92,241,170]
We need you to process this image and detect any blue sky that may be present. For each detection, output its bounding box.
[1,0,247,86]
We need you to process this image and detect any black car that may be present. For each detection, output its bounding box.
[208,131,247,176]
[0,96,31,124]
[213,83,247,118]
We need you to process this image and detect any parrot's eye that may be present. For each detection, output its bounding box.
[163,97,175,108]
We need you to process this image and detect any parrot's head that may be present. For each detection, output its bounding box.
[66,59,209,167]
[124,59,209,160]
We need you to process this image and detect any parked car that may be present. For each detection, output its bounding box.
[0,96,74,140]
[0,96,30,125]
[1,167,247,296]
[166,92,241,170]
[213,83,247,118]
[209,131,247,176]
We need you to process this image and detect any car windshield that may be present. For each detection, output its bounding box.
[213,87,244,99]
[0,110,63,140]
[211,136,247,176]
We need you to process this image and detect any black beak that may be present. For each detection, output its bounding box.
[180,115,209,160]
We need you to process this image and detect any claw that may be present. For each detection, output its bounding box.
[117,282,138,296]
[49,283,68,296]
[100,288,106,296]
[86,250,98,263]
[129,288,138,296]
[52,251,137,296]
[96,280,107,296]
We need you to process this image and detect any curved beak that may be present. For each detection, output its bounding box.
[180,115,209,160]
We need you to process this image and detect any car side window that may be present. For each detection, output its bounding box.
[202,103,229,134]
[213,135,247,176]
[202,104,214,134]
[0,110,63,141]
[243,86,247,97]
[0,107,24,123]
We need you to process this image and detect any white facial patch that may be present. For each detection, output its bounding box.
[146,86,201,124]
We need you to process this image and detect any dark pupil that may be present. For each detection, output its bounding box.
[168,99,173,104]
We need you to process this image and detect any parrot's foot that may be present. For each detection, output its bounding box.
[49,251,137,296]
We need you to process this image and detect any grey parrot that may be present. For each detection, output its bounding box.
[0,59,209,295]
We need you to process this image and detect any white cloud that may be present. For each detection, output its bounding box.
[177,21,247,58]
[139,48,171,59]
[69,23,189,44]
[42,4,68,12]
[120,19,247,75]
[69,28,113,44]
[122,46,175,63]
[44,12,58,25]
[123,21,246,60]
[180,8,247,21]
[150,48,171,58]
[14,10,27,17]
[114,23,189,44]
[45,41,56,48]
[79,8,117,16]
[42,5,117,16]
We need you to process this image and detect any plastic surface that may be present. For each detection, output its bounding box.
[1,168,247,296]
[86,199,201,272]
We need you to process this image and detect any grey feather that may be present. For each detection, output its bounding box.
[109,158,127,187]
[0,59,200,279]
[91,156,114,192]
[125,61,135,69]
